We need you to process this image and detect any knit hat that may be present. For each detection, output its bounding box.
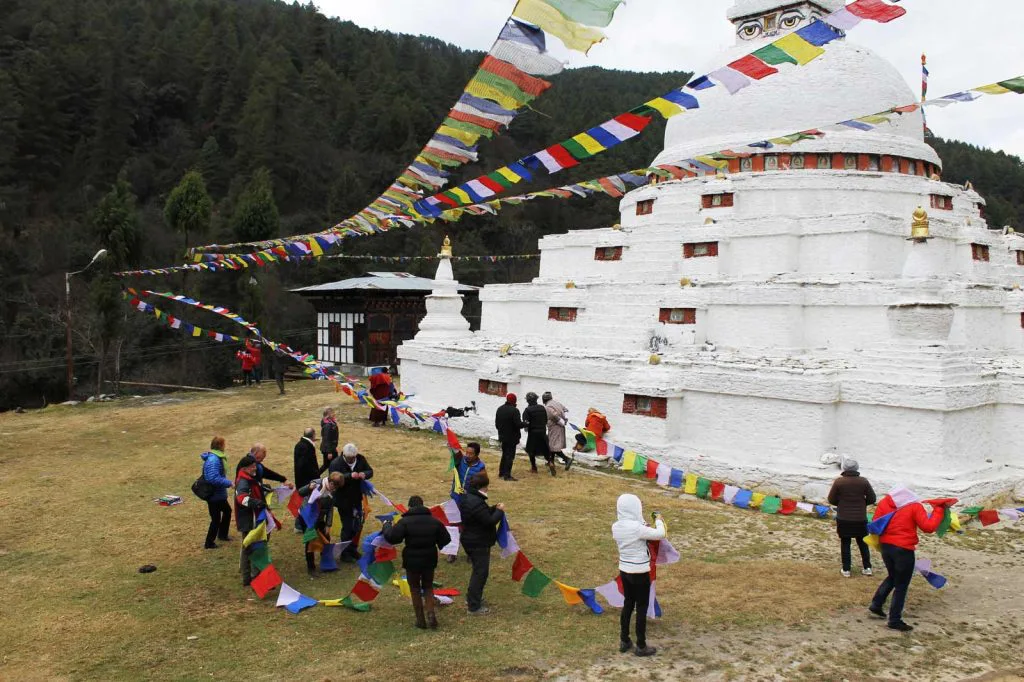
[542,391,553,403]
[506,393,517,404]
[841,457,859,473]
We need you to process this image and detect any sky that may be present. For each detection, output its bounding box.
[318,0,1024,158]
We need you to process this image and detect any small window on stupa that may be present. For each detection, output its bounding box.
[930,195,953,211]
[971,244,990,262]
[636,199,655,216]
[659,308,696,324]
[740,157,753,172]
[765,155,779,171]
[622,394,667,418]
[844,155,857,170]
[791,155,805,170]
[701,193,734,209]
[478,379,508,396]
[684,242,719,258]
[866,155,880,171]
[817,155,831,169]
[594,246,623,261]
[548,307,578,322]
[1016,250,1024,266]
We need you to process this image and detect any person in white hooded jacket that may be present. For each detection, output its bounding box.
[611,493,666,657]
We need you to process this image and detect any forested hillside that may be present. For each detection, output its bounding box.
[1,0,1022,409]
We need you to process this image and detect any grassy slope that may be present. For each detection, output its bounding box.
[0,383,1019,681]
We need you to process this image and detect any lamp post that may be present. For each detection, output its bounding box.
[65,249,107,399]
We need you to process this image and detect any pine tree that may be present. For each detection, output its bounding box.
[230,167,279,242]
[164,170,212,257]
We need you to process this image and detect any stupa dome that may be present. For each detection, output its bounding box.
[655,8,940,167]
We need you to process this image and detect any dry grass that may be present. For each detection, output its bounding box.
[0,382,1021,681]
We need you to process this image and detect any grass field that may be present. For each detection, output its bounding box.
[1,381,1022,681]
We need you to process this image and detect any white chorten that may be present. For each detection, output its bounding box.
[413,236,473,341]
[399,0,1024,502]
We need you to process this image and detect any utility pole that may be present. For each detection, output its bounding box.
[65,249,107,399]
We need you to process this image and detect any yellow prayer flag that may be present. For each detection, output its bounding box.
[571,132,606,155]
[620,451,636,471]
[950,512,961,532]
[308,239,323,257]
[683,473,698,495]
[319,598,344,607]
[644,97,684,118]
[974,83,1011,95]
[332,507,342,531]
[392,577,412,598]
[750,493,766,508]
[463,80,522,111]
[242,521,267,548]
[449,187,472,205]
[773,33,824,65]
[695,155,729,169]
[192,326,203,337]
[513,0,606,54]
[436,124,480,147]
[496,167,522,183]
[864,533,881,550]
[555,581,583,605]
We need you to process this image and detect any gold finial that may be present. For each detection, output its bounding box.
[715,169,726,179]
[929,172,941,181]
[611,223,622,231]
[680,277,692,287]
[704,217,715,225]
[1013,283,1021,290]
[648,354,661,365]
[964,180,974,191]
[499,343,512,356]
[440,235,453,258]
[565,280,576,289]
[911,206,930,240]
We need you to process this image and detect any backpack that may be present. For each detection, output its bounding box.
[191,474,216,501]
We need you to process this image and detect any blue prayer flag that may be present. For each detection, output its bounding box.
[733,489,753,509]
[796,20,842,46]
[285,594,319,614]
[578,588,604,614]
[668,469,684,489]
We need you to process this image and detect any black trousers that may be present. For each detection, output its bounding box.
[407,568,435,600]
[620,571,651,648]
[240,543,255,585]
[499,440,517,478]
[524,433,551,469]
[253,367,262,383]
[275,372,285,394]
[465,545,491,612]
[205,499,232,546]
[871,543,916,625]
[840,536,872,571]
[339,506,363,558]
[242,370,253,386]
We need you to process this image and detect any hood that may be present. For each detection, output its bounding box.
[202,450,226,462]
[888,486,919,509]
[616,494,643,523]
[404,505,431,516]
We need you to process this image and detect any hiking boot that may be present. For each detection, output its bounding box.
[862,567,873,576]
[548,462,557,477]
[530,467,538,474]
[564,452,575,471]
[218,536,233,543]
[204,542,218,550]
[468,607,490,616]
[841,570,851,578]
[619,640,633,654]
[427,611,439,629]
[635,646,657,657]
[887,621,913,632]
[868,605,887,619]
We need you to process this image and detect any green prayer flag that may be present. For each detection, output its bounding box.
[302,527,319,543]
[521,567,552,598]
[632,455,647,475]
[487,172,516,190]
[997,77,1024,94]
[250,544,273,572]
[752,43,798,66]
[936,507,952,537]
[341,595,372,612]
[469,71,535,107]
[448,449,456,472]
[442,116,496,139]
[695,477,712,499]
[367,560,395,585]
[560,138,595,161]
[543,0,622,27]
[961,506,984,515]
[760,496,782,514]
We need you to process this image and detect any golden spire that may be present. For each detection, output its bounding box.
[911,206,930,240]
[440,235,453,258]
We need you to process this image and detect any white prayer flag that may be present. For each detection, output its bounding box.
[441,499,462,524]
[655,464,671,486]
[440,527,460,556]
[276,583,302,608]
[722,485,740,505]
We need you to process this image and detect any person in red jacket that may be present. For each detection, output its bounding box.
[236,348,255,386]
[246,339,263,385]
[868,486,955,631]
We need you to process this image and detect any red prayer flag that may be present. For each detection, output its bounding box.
[846,0,907,22]
[779,499,798,515]
[615,112,653,132]
[446,428,461,450]
[710,481,725,501]
[351,579,380,602]
[393,503,408,514]
[727,54,779,80]
[595,438,608,456]
[477,176,505,194]
[545,144,579,170]
[446,108,503,131]
[647,541,659,581]
[512,551,534,582]
[434,588,460,597]
[375,546,398,563]
[978,509,1000,526]
[645,459,659,480]
[480,55,552,97]
[287,491,304,518]
[429,505,449,526]
[250,564,282,599]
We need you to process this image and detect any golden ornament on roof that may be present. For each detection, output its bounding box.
[440,235,453,258]
[565,280,576,289]
[649,354,661,365]
[911,206,930,240]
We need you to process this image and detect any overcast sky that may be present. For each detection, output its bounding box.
[319,0,1024,159]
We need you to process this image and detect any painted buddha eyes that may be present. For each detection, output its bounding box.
[736,9,810,40]
[779,9,806,30]
[737,20,763,39]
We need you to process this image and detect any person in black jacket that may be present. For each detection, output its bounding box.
[458,472,506,615]
[320,407,339,469]
[383,495,452,629]
[293,428,324,489]
[495,393,523,481]
[236,443,291,487]
[522,391,554,476]
[234,454,268,587]
[329,442,374,561]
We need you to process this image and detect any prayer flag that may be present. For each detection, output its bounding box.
[491,37,564,77]
[722,485,740,505]
[243,521,268,548]
[368,560,395,585]
[521,567,553,597]
[571,132,606,155]
[710,481,725,501]
[513,0,607,53]
[497,515,512,549]
[250,564,282,599]
[668,469,684,489]
[301,527,319,544]
[728,55,778,80]
[276,582,302,608]
[578,588,604,614]
[512,551,534,582]
[684,473,698,495]
[595,579,624,608]
[320,545,339,572]
[996,77,1024,94]
[779,499,798,515]
[936,507,953,537]
[647,582,662,618]
[621,451,636,471]
[824,7,861,30]
[287,491,303,518]
[595,438,608,457]
[773,33,825,65]
[642,458,658,479]
[750,493,766,508]
[845,0,907,23]
[867,511,895,536]
[657,539,681,565]
[795,20,842,46]
[430,505,449,526]
[695,477,712,499]
[708,67,751,95]
[441,499,462,524]
[656,464,671,486]
[543,0,622,27]
[978,509,1000,526]
[500,530,520,559]
[440,527,460,556]
[752,43,798,66]
[340,595,372,612]
[644,97,686,118]
[285,593,319,614]
[761,496,782,514]
[813,504,830,518]
[555,581,584,605]
[250,542,272,572]
[351,579,380,603]
[300,502,320,530]
[632,455,647,475]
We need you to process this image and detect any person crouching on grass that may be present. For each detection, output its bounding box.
[297,472,343,578]
[612,493,665,657]
[383,495,452,629]
[234,454,268,587]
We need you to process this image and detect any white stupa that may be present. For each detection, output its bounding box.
[399,0,1024,502]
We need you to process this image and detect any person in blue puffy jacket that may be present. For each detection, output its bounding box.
[201,435,234,549]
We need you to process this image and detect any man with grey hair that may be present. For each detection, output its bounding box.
[827,457,876,578]
[235,442,292,489]
[329,442,374,561]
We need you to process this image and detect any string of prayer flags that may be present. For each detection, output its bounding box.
[512,0,610,53]
[243,521,268,548]
[914,558,947,589]
[710,481,725,501]
[250,542,273,572]
[632,454,647,475]
[594,579,625,608]
[339,594,373,612]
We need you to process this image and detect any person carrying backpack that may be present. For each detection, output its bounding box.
[200,436,233,549]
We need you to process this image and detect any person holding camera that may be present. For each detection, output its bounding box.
[612,493,666,657]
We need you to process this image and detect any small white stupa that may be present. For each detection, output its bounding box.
[399,0,1024,502]
[409,236,473,341]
